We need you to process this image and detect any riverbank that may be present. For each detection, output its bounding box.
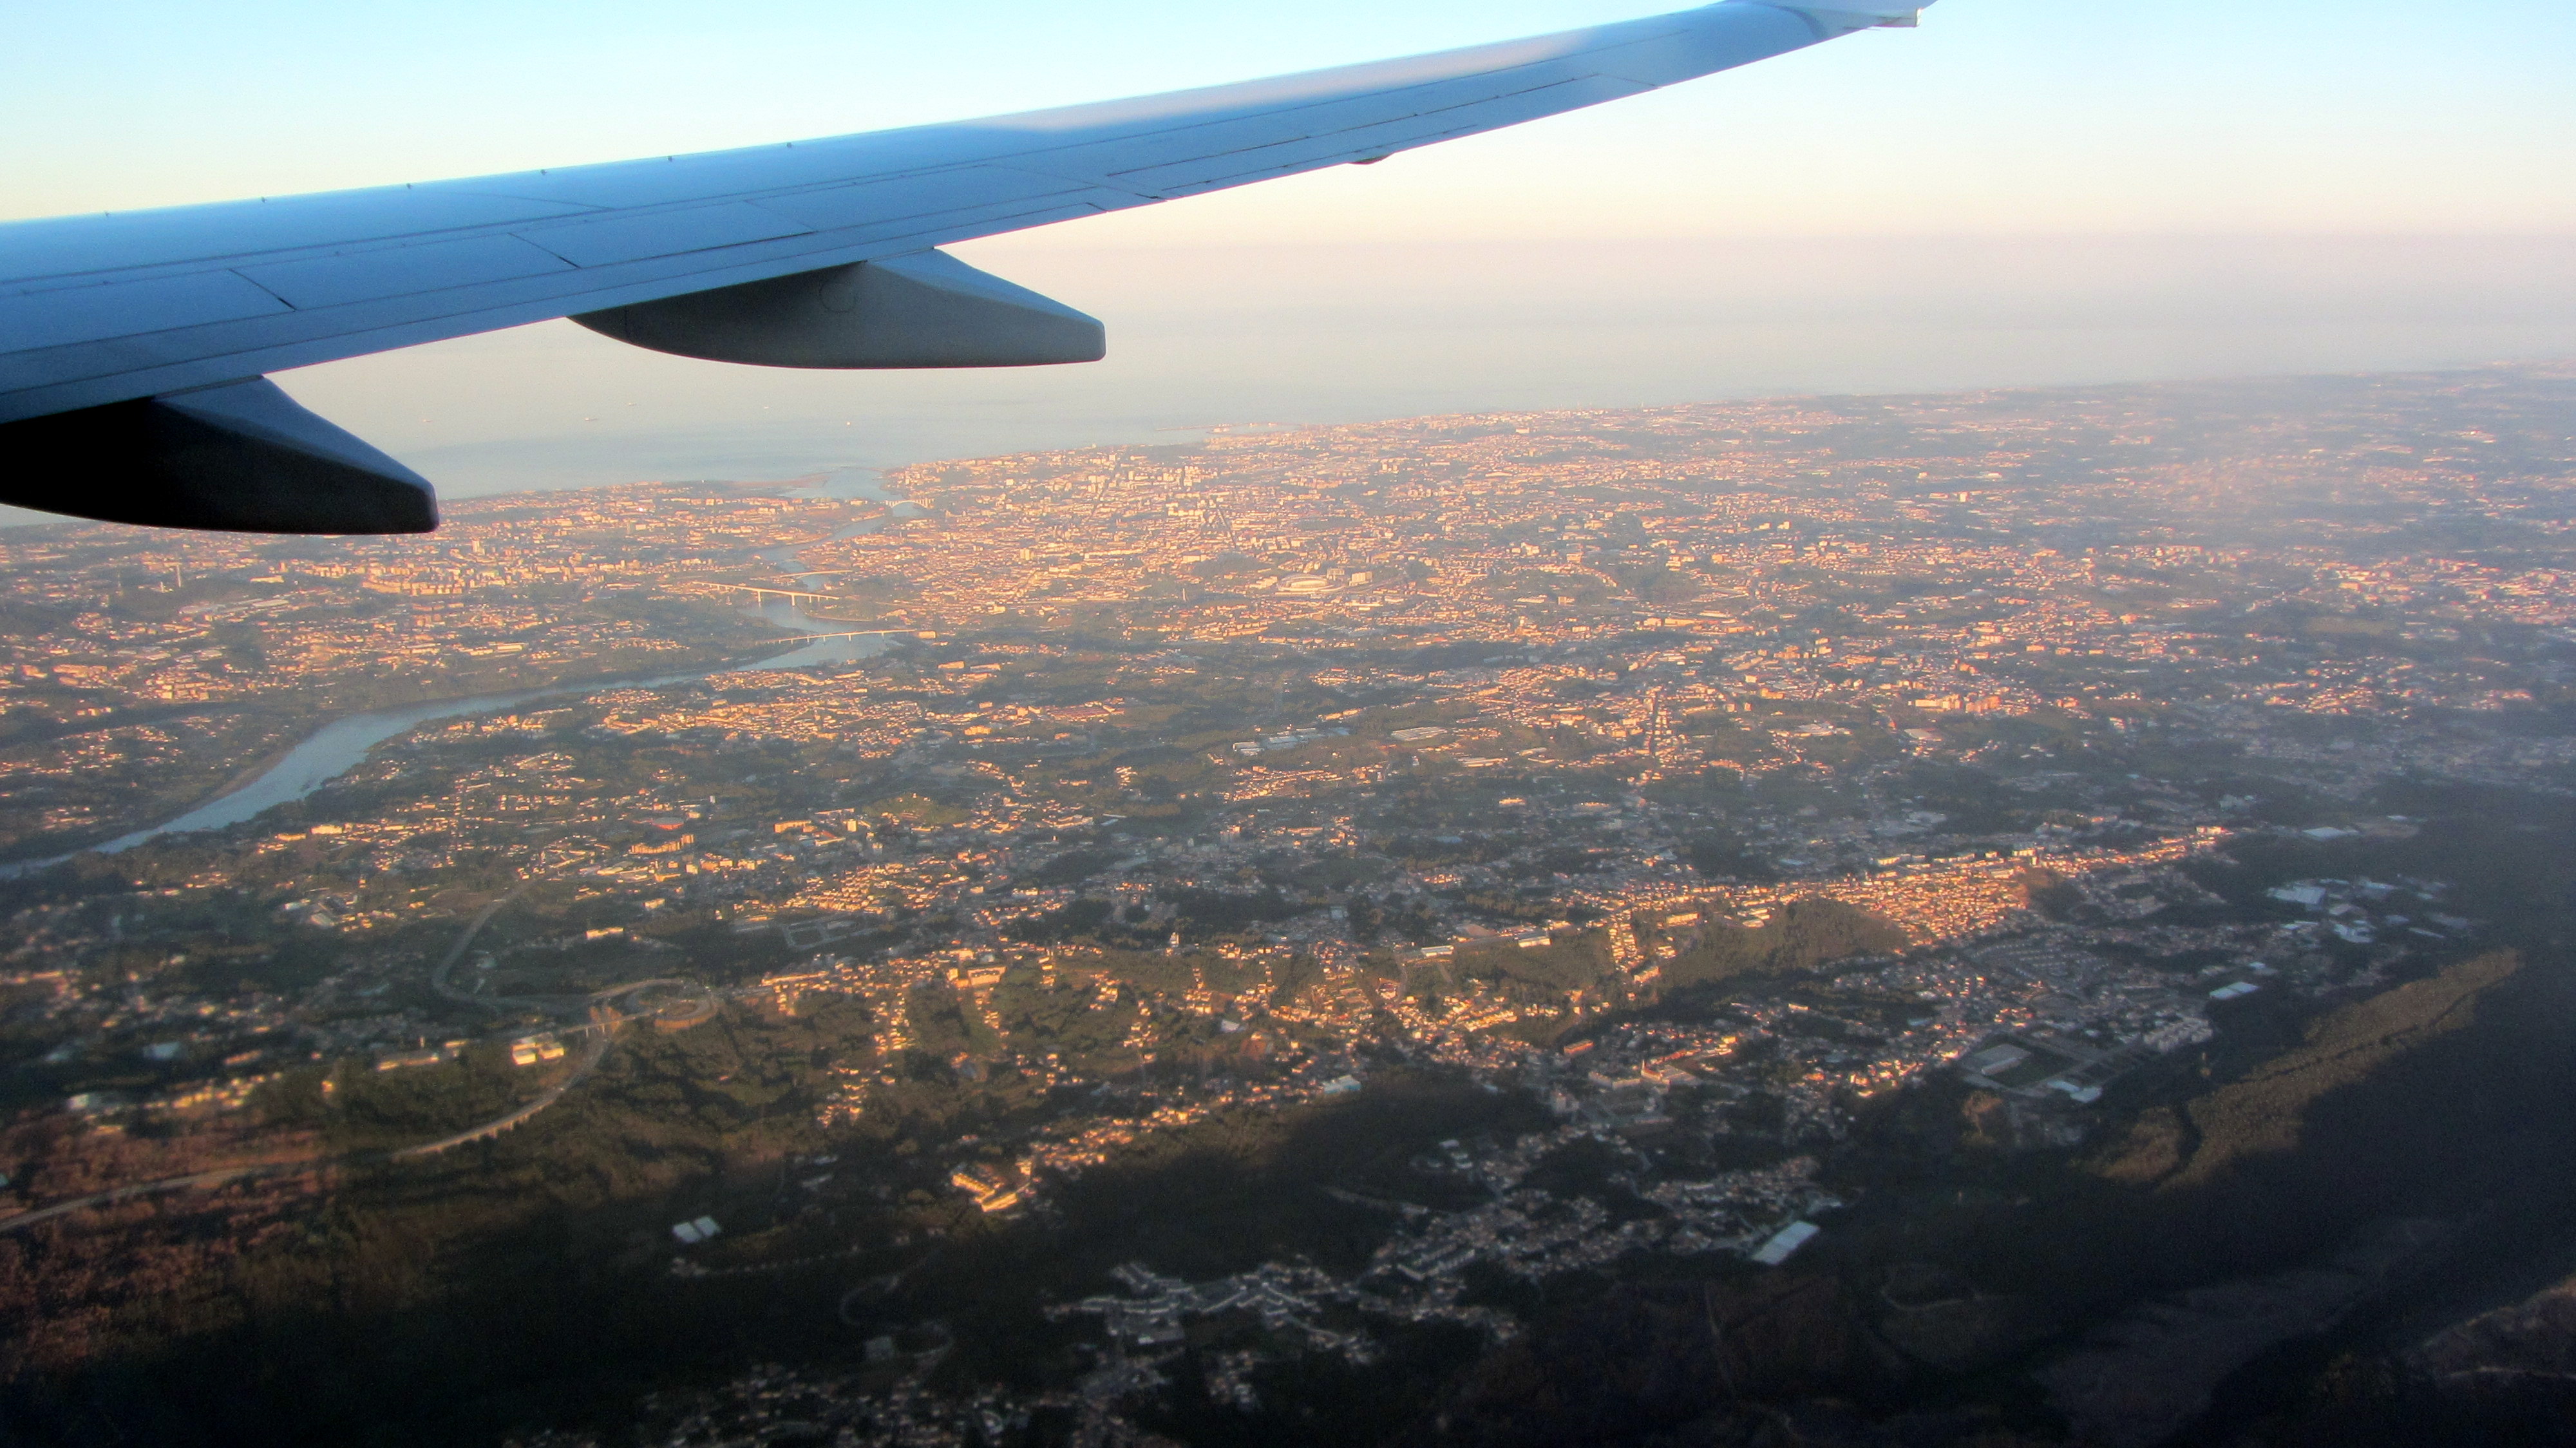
[0,611,890,875]
[0,653,766,869]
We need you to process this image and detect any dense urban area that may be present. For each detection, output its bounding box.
[5,363,2576,1448]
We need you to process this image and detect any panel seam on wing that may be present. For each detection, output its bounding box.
[1095,73,1624,182]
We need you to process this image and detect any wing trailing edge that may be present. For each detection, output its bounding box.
[1772,2,1937,27]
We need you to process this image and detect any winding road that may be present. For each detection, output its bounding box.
[1,900,717,1233]
[429,890,520,1013]
[0,1157,325,1234]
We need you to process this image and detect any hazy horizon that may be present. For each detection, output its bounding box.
[7,0,2571,524]
[311,232,2576,504]
[6,229,2566,526]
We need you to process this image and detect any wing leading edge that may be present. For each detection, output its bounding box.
[0,1,1935,532]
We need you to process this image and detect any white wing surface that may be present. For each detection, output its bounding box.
[0,1,1933,531]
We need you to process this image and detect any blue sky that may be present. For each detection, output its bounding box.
[5,1,2573,499]
[7,0,2570,233]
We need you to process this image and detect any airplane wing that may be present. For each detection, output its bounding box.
[0,1,1934,533]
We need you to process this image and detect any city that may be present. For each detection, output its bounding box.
[1,362,2573,1446]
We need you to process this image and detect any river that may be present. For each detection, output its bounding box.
[14,601,888,873]
[7,477,911,872]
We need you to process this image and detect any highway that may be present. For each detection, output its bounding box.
[428,889,518,1012]
[0,1157,326,1234]
[389,1002,615,1159]
[2,899,717,1232]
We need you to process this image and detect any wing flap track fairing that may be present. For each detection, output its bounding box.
[571,249,1105,369]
